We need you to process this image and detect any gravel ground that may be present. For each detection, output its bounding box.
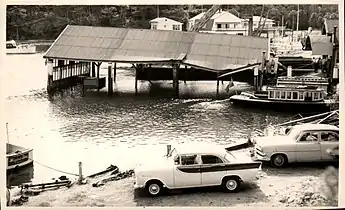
[13,162,338,207]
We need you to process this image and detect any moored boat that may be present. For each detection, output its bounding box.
[6,143,34,171]
[5,123,34,171]
[6,40,36,54]
[229,85,337,113]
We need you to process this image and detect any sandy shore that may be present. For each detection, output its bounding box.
[13,162,338,208]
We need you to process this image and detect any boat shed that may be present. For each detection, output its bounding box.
[43,25,269,97]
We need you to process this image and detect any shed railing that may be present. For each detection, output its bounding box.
[52,62,90,81]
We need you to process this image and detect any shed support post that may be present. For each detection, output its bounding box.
[108,63,113,96]
[184,65,187,84]
[91,62,95,77]
[97,63,100,91]
[254,67,259,91]
[46,59,54,95]
[172,64,179,98]
[216,72,220,99]
[135,65,138,95]
[113,63,117,83]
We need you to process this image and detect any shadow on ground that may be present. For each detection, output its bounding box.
[262,161,339,177]
[133,182,268,206]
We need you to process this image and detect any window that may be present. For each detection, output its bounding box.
[320,131,339,142]
[269,91,274,98]
[299,92,304,100]
[152,24,157,30]
[287,91,292,99]
[237,33,244,35]
[225,24,229,28]
[299,132,319,142]
[292,92,298,99]
[217,24,222,29]
[281,91,286,99]
[173,25,180,31]
[201,155,223,164]
[276,91,281,99]
[314,92,319,100]
[179,154,198,165]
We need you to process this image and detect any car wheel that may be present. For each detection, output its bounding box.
[222,177,240,192]
[145,181,163,197]
[271,154,287,168]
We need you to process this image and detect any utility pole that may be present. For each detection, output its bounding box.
[296,4,299,32]
[281,15,284,36]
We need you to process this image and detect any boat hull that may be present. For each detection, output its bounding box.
[6,143,34,171]
[229,95,336,113]
[6,45,36,54]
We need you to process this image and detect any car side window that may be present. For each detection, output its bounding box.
[201,155,223,164]
[299,132,319,142]
[320,131,339,142]
[180,154,198,165]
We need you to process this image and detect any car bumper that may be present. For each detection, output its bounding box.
[250,148,270,162]
[134,181,144,189]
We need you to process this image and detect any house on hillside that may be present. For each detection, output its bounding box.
[187,10,277,37]
[187,10,248,35]
[251,16,275,29]
[149,17,183,31]
[241,16,277,37]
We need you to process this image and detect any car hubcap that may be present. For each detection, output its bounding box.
[226,180,237,191]
[149,184,160,195]
[274,156,284,166]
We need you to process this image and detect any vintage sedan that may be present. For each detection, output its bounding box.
[251,124,339,167]
[134,144,262,196]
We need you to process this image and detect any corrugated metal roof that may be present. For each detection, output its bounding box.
[44,25,268,71]
[149,17,183,25]
[325,19,339,34]
[310,35,333,56]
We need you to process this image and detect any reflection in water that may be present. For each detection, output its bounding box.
[3,54,295,186]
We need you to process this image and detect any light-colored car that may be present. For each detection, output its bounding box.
[251,124,339,167]
[134,144,262,196]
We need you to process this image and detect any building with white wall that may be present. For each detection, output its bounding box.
[188,10,248,35]
[149,17,183,31]
[188,11,278,37]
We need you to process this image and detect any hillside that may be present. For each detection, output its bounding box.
[6,5,339,41]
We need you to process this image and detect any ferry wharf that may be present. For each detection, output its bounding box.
[43,25,271,98]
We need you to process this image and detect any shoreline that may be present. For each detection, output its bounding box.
[9,156,338,207]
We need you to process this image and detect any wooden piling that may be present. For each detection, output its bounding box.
[172,64,179,98]
[216,72,220,99]
[113,63,117,83]
[78,162,83,184]
[46,59,54,94]
[254,67,258,91]
[108,63,113,96]
[96,62,101,91]
[184,65,187,84]
[135,66,138,95]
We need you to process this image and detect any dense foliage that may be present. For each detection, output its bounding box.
[6,4,339,41]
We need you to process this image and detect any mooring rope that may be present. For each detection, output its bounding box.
[9,151,79,177]
[29,158,79,177]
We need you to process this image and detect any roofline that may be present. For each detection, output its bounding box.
[43,24,70,59]
[42,55,186,64]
